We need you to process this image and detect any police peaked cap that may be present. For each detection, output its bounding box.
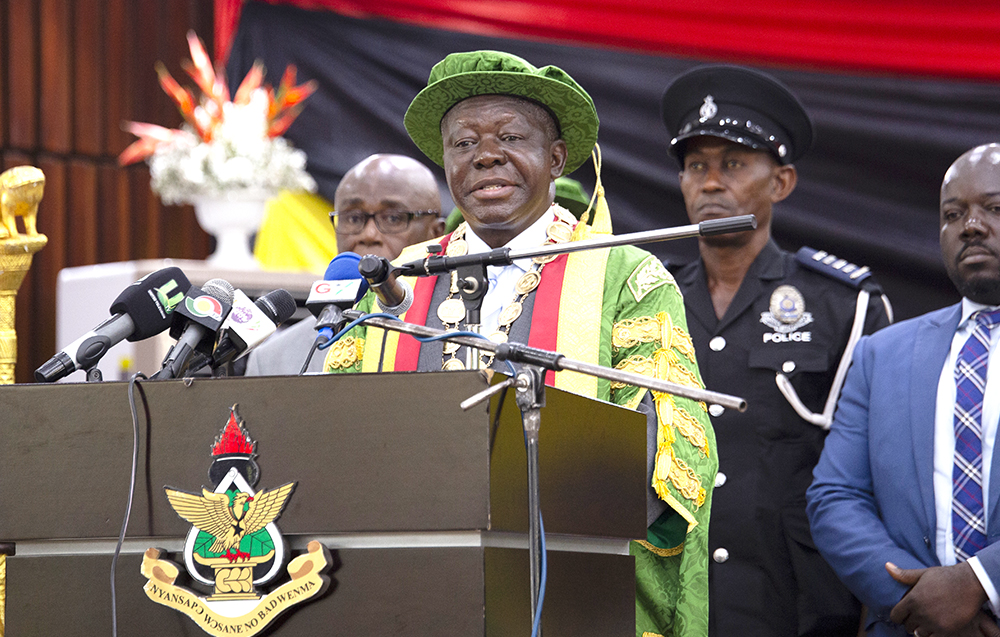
[661,65,813,165]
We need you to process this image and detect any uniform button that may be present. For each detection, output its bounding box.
[713,548,729,563]
[715,472,727,487]
[782,360,796,373]
[709,404,725,418]
[709,336,726,351]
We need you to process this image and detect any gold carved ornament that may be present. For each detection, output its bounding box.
[324,336,365,372]
[0,166,48,385]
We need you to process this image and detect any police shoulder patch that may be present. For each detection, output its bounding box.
[795,247,873,288]
[627,255,675,302]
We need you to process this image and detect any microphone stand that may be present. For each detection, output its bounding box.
[397,215,757,277]
[343,310,746,631]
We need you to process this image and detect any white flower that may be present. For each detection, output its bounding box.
[146,120,315,205]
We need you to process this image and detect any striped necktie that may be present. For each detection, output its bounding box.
[953,308,1000,561]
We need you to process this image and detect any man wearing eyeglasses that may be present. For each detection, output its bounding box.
[245,153,444,375]
[331,154,446,261]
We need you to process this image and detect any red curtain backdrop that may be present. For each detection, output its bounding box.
[215,0,1000,79]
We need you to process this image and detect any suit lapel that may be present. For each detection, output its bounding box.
[910,304,961,534]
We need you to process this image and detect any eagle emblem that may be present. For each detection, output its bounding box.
[165,482,295,563]
[141,405,331,637]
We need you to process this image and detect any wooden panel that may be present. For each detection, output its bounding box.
[0,0,6,147]
[103,0,132,156]
[7,0,38,148]
[68,160,99,265]
[72,0,105,155]
[128,167,162,258]
[39,0,72,152]
[133,0,165,131]
[26,156,67,381]
[98,163,132,262]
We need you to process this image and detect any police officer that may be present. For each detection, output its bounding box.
[662,65,893,636]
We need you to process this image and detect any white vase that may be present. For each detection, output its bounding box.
[193,195,267,269]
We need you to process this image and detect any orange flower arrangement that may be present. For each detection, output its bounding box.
[119,31,318,205]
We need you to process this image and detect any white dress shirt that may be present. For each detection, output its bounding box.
[464,208,553,334]
[933,299,1000,612]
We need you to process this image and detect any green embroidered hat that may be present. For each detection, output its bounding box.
[404,50,599,175]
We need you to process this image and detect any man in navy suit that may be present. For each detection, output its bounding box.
[807,144,1000,636]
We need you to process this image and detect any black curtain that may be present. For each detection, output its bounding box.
[229,1,1000,320]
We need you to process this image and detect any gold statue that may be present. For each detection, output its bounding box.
[0,166,44,239]
[0,165,47,387]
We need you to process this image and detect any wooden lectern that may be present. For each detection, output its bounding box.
[0,371,647,635]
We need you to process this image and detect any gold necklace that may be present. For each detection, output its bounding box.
[439,206,576,371]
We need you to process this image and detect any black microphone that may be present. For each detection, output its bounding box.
[201,288,297,372]
[34,267,191,382]
[358,254,413,316]
[151,278,234,380]
[307,253,371,341]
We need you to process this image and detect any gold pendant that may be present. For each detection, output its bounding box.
[488,331,508,344]
[532,253,557,265]
[554,206,577,225]
[446,238,468,256]
[546,221,573,244]
[442,331,461,355]
[497,301,523,327]
[442,358,466,371]
[437,298,466,325]
[514,270,541,295]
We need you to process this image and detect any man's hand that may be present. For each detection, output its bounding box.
[966,611,1000,637]
[887,562,991,635]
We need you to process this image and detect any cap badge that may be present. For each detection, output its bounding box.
[760,285,814,334]
[699,95,717,123]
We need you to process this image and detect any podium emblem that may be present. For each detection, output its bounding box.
[142,405,331,636]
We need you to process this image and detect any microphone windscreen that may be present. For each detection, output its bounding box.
[324,252,370,302]
[255,289,296,325]
[110,267,192,341]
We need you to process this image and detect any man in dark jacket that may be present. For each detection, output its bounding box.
[662,65,893,636]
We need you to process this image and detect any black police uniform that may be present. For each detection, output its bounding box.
[675,240,892,636]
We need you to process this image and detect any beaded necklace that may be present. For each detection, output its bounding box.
[439,206,576,371]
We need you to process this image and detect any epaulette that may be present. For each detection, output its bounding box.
[795,247,878,290]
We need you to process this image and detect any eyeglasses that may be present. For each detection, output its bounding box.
[330,210,440,235]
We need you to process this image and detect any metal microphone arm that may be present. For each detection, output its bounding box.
[342,310,747,412]
[398,215,757,277]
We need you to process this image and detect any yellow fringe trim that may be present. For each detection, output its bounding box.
[643,633,667,637]
[654,348,704,389]
[655,394,709,458]
[635,540,684,558]
[324,336,365,371]
[571,144,613,241]
[656,311,697,364]
[655,445,706,510]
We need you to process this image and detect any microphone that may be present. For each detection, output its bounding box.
[34,267,191,382]
[201,288,297,372]
[307,253,371,341]
[358,254,413,316]
[152,278,234,380]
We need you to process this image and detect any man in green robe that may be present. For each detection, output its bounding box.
[327,50,717,637]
